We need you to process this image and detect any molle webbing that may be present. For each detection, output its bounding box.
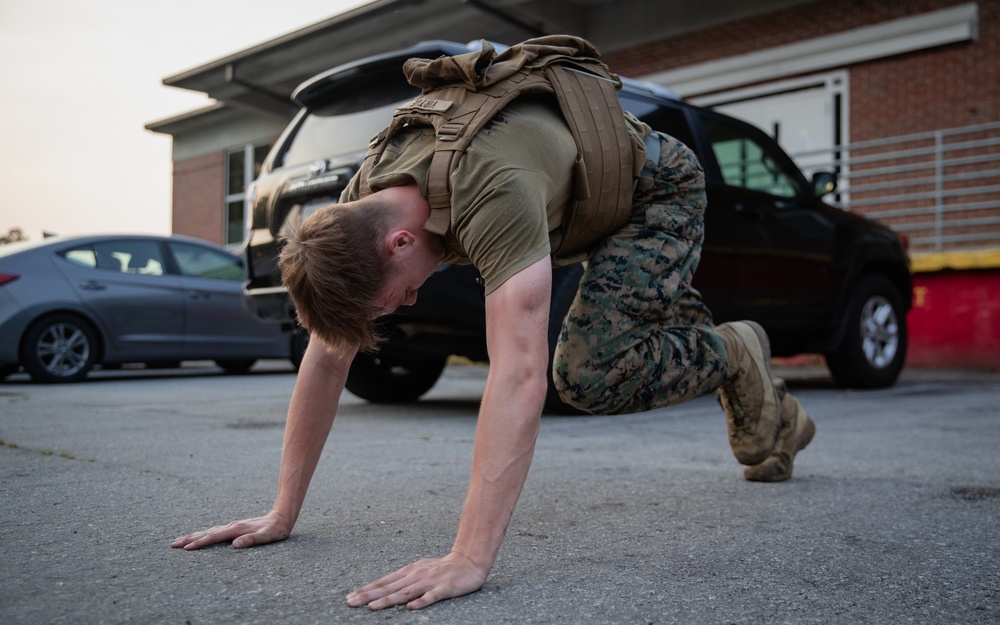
[359,35,635,257]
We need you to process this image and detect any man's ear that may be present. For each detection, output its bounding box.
[385,230,416,256]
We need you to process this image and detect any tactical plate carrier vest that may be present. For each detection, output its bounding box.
[358,35,638,257]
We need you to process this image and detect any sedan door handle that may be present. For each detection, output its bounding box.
[79,280,107,291]
[187,290,211,300]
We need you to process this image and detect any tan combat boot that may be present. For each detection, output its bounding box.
[715,321,781,466]
[744,380,816,482]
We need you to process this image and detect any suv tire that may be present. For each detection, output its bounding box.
[215,359,258,374]
[545,263,585,414]
[291,330,310,370]
[825,274,907,389]
[346,352,448,403]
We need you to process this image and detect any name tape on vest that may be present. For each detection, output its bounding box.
[399,98,453,113]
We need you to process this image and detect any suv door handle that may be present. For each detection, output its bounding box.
[734,203,765,220]
[187,290,211,300]
[79,280,107,291]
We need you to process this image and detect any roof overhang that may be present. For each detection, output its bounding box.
[151,0,813,125]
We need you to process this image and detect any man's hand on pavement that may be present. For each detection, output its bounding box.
[170,511,292,550]
[346,551,488,611]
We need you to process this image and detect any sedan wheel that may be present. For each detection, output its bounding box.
[22,314,99,383]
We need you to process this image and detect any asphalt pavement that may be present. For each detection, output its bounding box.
[1,362,998,624]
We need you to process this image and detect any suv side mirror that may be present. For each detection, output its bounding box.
[812,171,838,198]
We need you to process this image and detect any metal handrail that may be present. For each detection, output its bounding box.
[789,121,1000,252]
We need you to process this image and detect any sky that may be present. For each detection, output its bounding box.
[0,0,373,241]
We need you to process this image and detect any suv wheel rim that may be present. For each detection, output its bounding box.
[36,323,90,377]
[860,295,898,369]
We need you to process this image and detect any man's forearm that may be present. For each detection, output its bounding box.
[448,256,553,571]
[450,359,547,571]
[272,337,354,527]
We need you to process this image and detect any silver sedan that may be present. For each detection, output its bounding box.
[0,234,297,382]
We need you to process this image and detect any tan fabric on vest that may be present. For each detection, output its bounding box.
[403,36,607,89]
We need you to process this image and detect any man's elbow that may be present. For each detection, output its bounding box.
[518,352,551,413]
[526,366,550,411]
[490,349,549,415]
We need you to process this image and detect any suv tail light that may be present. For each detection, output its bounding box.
[0,272,20,286]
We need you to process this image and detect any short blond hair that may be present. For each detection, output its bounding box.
[279,195,400,352]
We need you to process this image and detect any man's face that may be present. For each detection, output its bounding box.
[372,235,444,319]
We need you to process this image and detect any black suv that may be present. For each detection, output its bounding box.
[244,40,912,411]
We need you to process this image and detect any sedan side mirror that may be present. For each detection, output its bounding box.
[812,171,838,197]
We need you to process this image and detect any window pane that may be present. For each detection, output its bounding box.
[63,247,97,269]
[280,99,411,168]
[171,242,243,281]
[228,149,246,194]
[93,240,165,276]
[703,116,798,198]
[226,200,245,245]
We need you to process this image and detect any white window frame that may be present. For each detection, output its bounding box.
[224,142,268,245]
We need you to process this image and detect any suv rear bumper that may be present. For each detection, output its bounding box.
[243,227,294,323]
[243,284,295,324]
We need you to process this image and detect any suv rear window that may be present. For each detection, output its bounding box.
[277,77,419,169]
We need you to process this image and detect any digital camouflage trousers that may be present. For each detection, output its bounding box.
[553,132,730,415]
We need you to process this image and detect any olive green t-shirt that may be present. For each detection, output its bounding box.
[342,97,645,294]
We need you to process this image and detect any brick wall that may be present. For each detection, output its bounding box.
[850,2,999,139]
[605,0,999,138]
[171,152,225,245]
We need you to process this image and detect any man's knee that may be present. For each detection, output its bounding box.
[552,343,640,415]
[552,344,600,413]
[552,342,582,405]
